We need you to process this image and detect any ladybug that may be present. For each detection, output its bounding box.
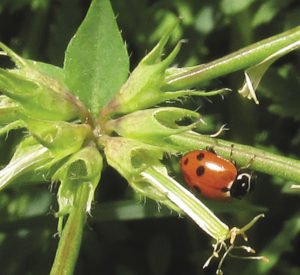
[179,149,255,200]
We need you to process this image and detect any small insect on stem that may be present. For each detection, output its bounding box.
[179,149,255,200]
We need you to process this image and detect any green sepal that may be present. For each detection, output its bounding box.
[104,137,165,179]
[100,23,182,118]
[104,107,201,142]
[52,145,103,223]
[0,120,24,136]
[22,116,92,157]
[0,95,23,135]
[130,165,182,212]
[11,137,68,182]
[103,136,179,210]
[0,95,20,125]
[0,137,54,191]
[100,23,229,119]
[0,43,82,121]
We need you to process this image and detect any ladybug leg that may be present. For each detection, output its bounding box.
[206,146,217,154]
[230,144,237,166]
[230,144,256,169]
[221,186,230,193]
[242,154,256,169]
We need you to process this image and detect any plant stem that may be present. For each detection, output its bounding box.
[50,183,89,275]
[142,167,229,240]
[164,25,300,90]
[170,132,300,183]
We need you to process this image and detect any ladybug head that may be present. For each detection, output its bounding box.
[230,169,256,199]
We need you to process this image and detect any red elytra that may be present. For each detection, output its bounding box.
[179,149,255,201]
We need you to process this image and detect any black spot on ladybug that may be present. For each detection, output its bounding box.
[193,185,202,194]
[183,158,189,165]
[221,187,230,193]
[196,153,205,161]
[196,166,205,176]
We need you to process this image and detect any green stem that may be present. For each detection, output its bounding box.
[50,183,89,275]
[164,25,300,90]
[142,167,229,240]
[170,132,300,183]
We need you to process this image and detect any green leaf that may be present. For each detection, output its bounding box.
[252,0,293,27]
[64,0,129,116]
[195,7,215,34]
[220,0,257,15]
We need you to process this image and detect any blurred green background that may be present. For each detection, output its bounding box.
[1,0,300,274]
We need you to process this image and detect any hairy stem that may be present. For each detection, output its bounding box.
[50,183,89,275]
[165,25,300,90]
[170,132,300,182]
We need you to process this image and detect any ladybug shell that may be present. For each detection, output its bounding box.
[180,150,237,200]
